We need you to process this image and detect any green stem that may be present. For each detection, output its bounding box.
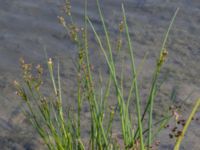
[174,98,200,150]
[122,4,145,149]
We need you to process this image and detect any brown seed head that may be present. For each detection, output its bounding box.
[169,133,173,139]
[57,16,66,27]
[157,48,168,68]
[36,64,43,75]
[119,21,124,32]
[65,0,71,16]
[13,80,20,87]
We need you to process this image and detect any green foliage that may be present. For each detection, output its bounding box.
[15,1,199,150]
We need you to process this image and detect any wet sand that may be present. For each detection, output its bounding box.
[0,0,199,149]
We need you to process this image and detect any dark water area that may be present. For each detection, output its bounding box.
[0,0,199,149]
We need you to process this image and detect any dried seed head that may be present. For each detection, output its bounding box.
[55,100,62,109]
[78,49,84,62]
[36,64,43,75]
[169,133,173,139]
[117,38,122,51]
[172,110,180,122]
[162,49,168,57]
[57,16,66,27]
[19,57,25,65]
[175,131,182,137]
[41,98,47,105]
[157,48,168,68]
[65,0,71,16]
[181,122,186,127]
[172,126,178,132]
[69,25,79,42]
[119,21,124,32]
[13,80,20,87]
[48,58,53,65]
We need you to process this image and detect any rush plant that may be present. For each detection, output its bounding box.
[15,0,199,150]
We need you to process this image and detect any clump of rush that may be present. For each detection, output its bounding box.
[15,1,200,150]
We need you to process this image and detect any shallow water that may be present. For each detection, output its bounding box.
[0,0,199,149]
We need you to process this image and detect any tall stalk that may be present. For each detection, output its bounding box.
[122,4,145,150]
[147,8,179,148]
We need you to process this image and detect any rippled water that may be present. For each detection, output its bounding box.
[0,0,199,149]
